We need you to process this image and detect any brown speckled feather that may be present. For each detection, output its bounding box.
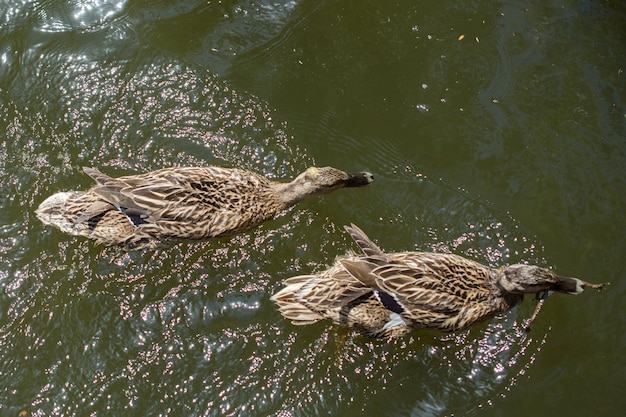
[36,166,373,249]
[272,224,607,338]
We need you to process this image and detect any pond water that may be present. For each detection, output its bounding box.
[0,1,624,416]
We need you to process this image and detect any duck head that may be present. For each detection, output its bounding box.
[302,166,374,188]
[498,264,606,295]
[280,167,374,203]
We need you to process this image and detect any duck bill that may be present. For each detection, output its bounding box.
[344,172,374,187]
[553,276,607,295]
[551,276,584,294]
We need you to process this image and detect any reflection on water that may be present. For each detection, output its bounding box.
[1,0,623,416]
[36,0,128,33]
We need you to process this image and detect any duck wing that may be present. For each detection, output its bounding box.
[84,167,162,217]
[344,223,387,259]
[74,200,116,224]
[340,253,494,319]
[83,167,115,186]
[84,167,244,223]
[272,264,375,325]
[302,266,374,309]
[284,225,390,312]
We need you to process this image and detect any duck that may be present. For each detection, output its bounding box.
[272,224,607,338]
[36,166,374,249]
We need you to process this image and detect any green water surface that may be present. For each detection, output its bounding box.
[0,1,624,416]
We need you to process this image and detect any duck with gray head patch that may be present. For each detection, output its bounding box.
[272,224,607,338]
[36,166,373,249]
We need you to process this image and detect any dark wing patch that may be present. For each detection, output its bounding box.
[120,207,149,226]
[374,290,405,314]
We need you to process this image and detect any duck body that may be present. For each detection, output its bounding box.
[272,224,606,338]
[36,166,373,249]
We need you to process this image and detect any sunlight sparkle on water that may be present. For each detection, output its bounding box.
[72,0,127,29]
[35,0,128,33]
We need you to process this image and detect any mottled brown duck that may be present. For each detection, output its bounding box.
[36,166,373,249]
[272,224,607,338]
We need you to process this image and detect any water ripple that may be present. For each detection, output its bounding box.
[36,0,129,33]
[2,0,616,416]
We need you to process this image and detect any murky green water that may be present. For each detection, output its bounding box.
[1,0,624,415]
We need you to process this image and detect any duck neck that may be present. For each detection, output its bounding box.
[490,268,510,293]
[491,268,525,305]
[271,181,313,206]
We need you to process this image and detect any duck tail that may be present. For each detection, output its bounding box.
[36,190,117,239]
[271,276,325,325]
[36,191,86,235]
